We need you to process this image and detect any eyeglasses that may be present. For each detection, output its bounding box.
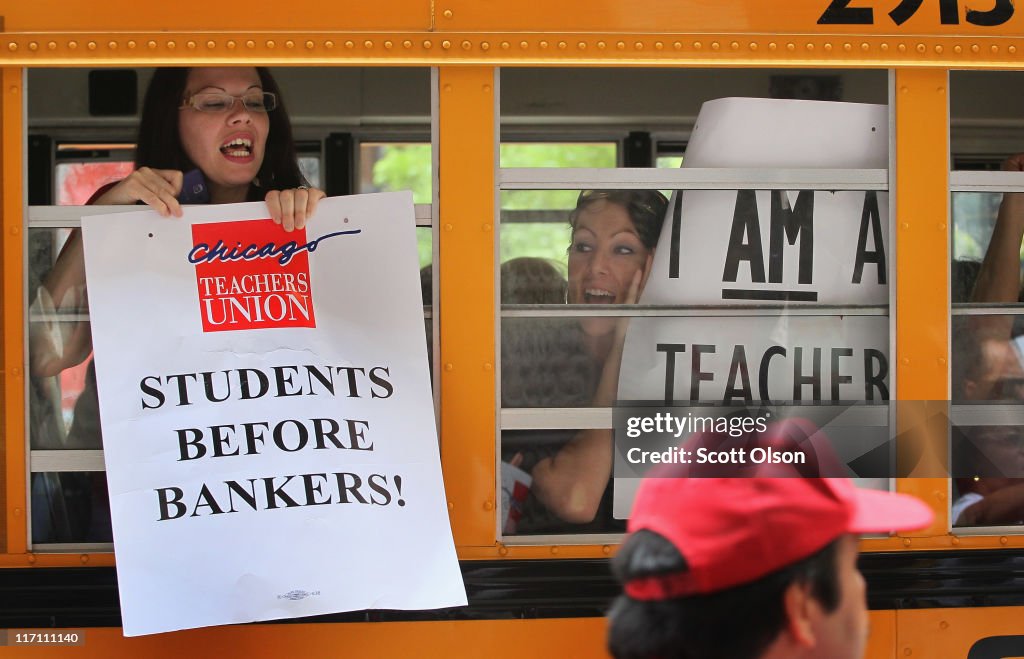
[179,91,277,113]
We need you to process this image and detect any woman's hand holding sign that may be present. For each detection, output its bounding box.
[94,167,185,218]
[265,186,327,232]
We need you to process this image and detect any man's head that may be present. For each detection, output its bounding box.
[607,477,933,659]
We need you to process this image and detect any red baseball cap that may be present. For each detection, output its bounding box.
[624,477,933,601]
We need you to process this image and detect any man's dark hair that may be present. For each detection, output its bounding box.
[134,67,305,200]
[607,529,841,659]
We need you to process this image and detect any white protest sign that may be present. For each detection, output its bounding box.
[82,192,465,637]
[620,98,890,403]
[616,99,891,516]
[649,97,889,307]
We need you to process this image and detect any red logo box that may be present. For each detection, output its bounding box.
[190,219,316,333]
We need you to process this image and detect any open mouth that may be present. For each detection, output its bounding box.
[583,288,616,303]
[220,137,253,158]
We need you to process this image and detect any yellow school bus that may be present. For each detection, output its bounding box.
[3,0,1024,656]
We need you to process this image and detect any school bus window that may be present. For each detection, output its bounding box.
[949,70,1024,531]
[25,66,435,549]
[359,142,431,203]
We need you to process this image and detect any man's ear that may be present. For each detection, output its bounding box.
[783,580,817,649]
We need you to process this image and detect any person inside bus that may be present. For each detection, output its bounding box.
[607,472,933,659]
[949,152,1024,527]
[510,189,667,530]
[28,66,323,542]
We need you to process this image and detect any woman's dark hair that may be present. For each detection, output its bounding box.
[607,529,841,659]
[134,67,305,201]
[569,189,670,250]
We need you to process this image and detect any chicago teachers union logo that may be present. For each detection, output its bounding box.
[188,219,359,332]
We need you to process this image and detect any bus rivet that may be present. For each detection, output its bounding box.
[384,41,393,50]
[935,45,943,54]
[940,620,949,629]
[444,223,453,230]
[501,42,510,50]
[482,223,492,231]
[558,41,567,50]
[483,363,492,371]
[442,40,452,50]
[345,41,354,49]
[9,226,19,235]
[951,536,959,545]
[29,42,38,51]
[673,42,682,50]
[844,43,852,51]
[227,41,236,50]
[861,42,869,51]
[363,40,373,49]
[167,41,176,50]
[87,41,97,50]
[904,649,912,657]
[710,41,720,51]
[901,357,910,365]
[1001,536,1009,544]
[404,40,413,49]
[482,84,491,93]
[520,41,529,49]
[442,83,451,92]
[539,41,549,49]
[324,40,335,49]
[146,40,156,50]
[48,42,57,50]
[108,41,117,50]
[954,45,962,53]
[27,554,35,564]
[11,366,21,377]
[602,545,611,555]
[806,43,815,51]
[462,40,472,50]
[577,42,586,50]
[1009,45,1017,54]
[900,222,909,229]
[786,42,795,51]
[247,40,256,49]
[551,546,559,555]
[499,546,508,556]
[991,45,999,53]
[880,43,890,51]
[898,43,907,52]
[187,41,197,50]
[768,42,777,50]
[730,41,739,50]
[285,40,295,49]
[484,500,494,511]
[597,41,606,50]
[424,40,433,50]
[902,538,912,547]
[448,501,454,510]
[444,363,454,371]
[443,9,453,18]
[6,42,18,53]
[80,555,89,564]
[917,43,926,53]
[616,41,625,50]
[938,357,946,366]
[481,42,490,51]
[971,44,980,53]
[14,508,22,516]
[655,41,664,50]
[693,41,702,50]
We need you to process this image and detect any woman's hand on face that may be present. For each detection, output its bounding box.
[265,187,327,232]
[94,167,184,217]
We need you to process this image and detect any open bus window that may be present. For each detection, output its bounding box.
[26,67,433,549]
[950,71,1024,532]
[498,180,892,538]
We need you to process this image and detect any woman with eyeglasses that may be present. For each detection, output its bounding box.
[28,67,322,542]
[522,189,668,528]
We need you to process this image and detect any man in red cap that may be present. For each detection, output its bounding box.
[607,476,933,659]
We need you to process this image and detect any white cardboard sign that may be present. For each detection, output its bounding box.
[82,192,465,636]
